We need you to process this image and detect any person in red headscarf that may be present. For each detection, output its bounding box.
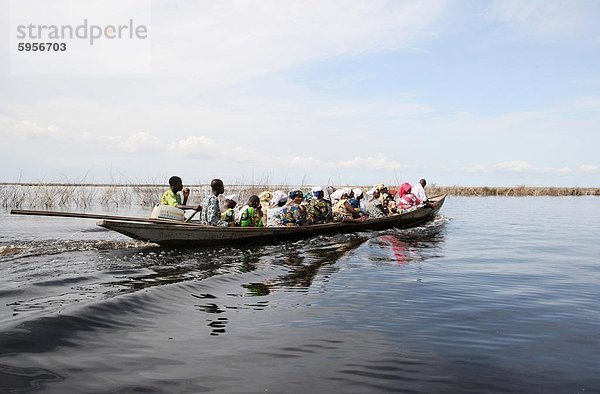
[395,182,422,211]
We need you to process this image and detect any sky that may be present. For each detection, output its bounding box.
[1,0,599,187]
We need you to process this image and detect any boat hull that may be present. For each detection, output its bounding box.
[97,195,446,246]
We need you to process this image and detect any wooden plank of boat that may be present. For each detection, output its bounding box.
[96,194,446,246]
[9,209,197,225]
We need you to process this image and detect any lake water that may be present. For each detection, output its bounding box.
[0,197,599,393]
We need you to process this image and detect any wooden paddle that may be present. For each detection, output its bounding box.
[185,208,201,223]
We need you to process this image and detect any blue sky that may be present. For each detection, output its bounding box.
[1,0,599,187]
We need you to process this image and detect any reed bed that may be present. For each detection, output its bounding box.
[0,183,598,210]
[425,185,600,197]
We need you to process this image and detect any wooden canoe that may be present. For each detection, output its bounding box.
[95,194,447,246]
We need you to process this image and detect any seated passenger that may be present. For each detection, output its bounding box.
[348,188,365,215]
[201,178,234,227]
[221,194,238,225]
[395,183,422,211]
[382,193,398,215]
[366,189,386,218]
[258,191,272,216]
[266,191,304,227]
[332,190,365,223]
[161,176,202,212]
[411,179,428,202]
[287,189,308,221]
[323,186,335,203]
[306,186,332,225]
[236,195,264,227]
[330,187,352,205]
[373,183,388,194]
[267,191,287,227]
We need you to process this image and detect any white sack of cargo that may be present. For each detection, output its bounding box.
[150,205,185,221]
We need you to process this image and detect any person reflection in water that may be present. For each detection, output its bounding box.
[379,235,407,264]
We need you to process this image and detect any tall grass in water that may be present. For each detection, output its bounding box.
[426,185,600,197]
[1,183,598,210]
[132,185,164,207]
[0,184,27,208]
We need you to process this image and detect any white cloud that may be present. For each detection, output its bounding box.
[110,132,162,153]
[0,116,62,139]
[489,0,595,42]
[579,164,600,172]
[556,167,573,175]
[494,161,534,172]
[462,164,489,173]
[168,136,219,159]
[151,0,448,86]
[338,154,410,172]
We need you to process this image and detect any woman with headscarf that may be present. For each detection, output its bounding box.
[332,189,365,223]
[329,187,353,205]
[306,186,332,224]
[266,190,304,227]
[395,182,422,212]
[266,191,287,227]
[258,191,272,216]
[366,189,386,218]
[348,188,367,215]
[287,189,308,222]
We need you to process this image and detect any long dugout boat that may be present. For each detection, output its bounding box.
[12,195,446,247]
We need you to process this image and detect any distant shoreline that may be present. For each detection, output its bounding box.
[1,183,598,196]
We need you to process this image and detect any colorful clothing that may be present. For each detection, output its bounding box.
[221,208,235,224]
[202,195,228,227]
[348,198,362,214]
[332,198,353,222]
[397,183,412,199]
[306,198,332,224]
[266,207,285,227]
[237,205,264,227]
[266,205,303,227]
[161,189,181,207]
[367,200,386,218]
[396,193,421,211]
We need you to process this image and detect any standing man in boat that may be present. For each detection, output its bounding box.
[202,178,234,227]
[161,176,202,212]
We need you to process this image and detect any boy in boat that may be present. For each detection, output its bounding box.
[236,195,264,227]
[202,178,234,227]
[161,176,202,212]
[221,194,238,225]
